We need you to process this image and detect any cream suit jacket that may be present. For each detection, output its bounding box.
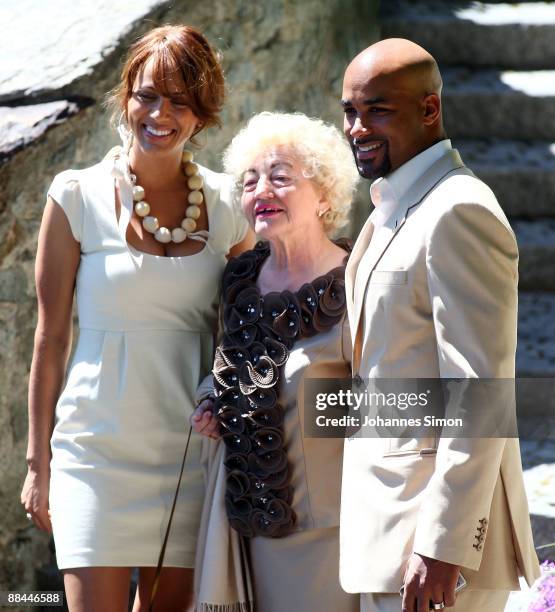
[339,149,540,593]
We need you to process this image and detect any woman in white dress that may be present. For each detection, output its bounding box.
[20,25,254,612]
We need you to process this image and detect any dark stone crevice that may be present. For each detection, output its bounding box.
[0,94,95,109]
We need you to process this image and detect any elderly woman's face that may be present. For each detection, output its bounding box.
[241,148,325,240]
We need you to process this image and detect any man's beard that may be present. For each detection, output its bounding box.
[351,143,391,180]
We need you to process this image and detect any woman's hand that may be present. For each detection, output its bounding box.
[21,466,52,533]
[191,398,220,439]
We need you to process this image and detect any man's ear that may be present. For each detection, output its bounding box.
[422,93,441,127]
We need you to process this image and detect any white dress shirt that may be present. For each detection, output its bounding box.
[355,139,453,307]
[369,139,453,230]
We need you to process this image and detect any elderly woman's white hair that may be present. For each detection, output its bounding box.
[223,112,360,236]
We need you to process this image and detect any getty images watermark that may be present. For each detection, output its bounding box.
[303,378,555,439]
[314,387,445,426]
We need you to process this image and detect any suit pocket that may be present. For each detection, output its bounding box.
[382,437,437,457]
[369,270,408,285]
[382,448,437,458]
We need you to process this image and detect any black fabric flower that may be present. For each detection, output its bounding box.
[227,324,257,348]
[226,470,251,497]
[214,345,250,370]
[266,498,293,524]
[214,387,249,413]
[250,509,281,537]
[224,286,262,332]
[225,452,249,472]
[222,251,262,299]
[222,432,251,454]
[213,365,240,391]
[214,240,350,538]
[249,405,283,428]
[260,293,288,328]
[314,276,347,331]
[248,387,278,409]
[263,338,288,366]
[219,408,246,434]
[243,357,278,389]
[252,427,283,451]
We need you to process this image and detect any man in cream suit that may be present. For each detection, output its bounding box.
[339,38,540,611]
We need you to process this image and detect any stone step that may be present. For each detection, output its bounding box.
[517,292,555,377]
[505,445,554,610]
[514,220,555,291]
[441,68,555,140]
[455,139,555,218]
[380,1,555,69]
[519,450,555,564]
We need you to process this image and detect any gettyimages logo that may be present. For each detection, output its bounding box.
[304,378,523,439]
[315,388,431,411]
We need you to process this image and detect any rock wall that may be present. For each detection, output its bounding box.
[0,0,379,596]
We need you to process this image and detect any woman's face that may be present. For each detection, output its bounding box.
[126,56,200,155]
[241,148,326,241]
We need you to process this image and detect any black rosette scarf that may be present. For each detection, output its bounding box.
[214,240,349,538]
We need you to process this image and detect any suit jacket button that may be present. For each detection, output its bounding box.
[353,374,364,389]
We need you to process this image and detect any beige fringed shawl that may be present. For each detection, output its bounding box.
[194,439,254,612]
[194,241,350,610]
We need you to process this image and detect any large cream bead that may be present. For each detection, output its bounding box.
[187,190,203,205]
[184,162,198,176]
[154,227,172,243]
[132,185,145,201]
[187,174,203,190]
[181,217,197,233]
[134,201,150,217]
[182,150,194,163]
[142,216,159,234]
[171,227,188,243]
[186,205,201,220]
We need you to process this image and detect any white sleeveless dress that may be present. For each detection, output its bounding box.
[47,156,248,569]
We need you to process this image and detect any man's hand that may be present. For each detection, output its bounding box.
[190,398,220,439]
[401,553,460,611]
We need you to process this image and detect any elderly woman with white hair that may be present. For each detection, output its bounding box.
[191,111,360,612]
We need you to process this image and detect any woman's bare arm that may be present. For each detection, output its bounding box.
[21,197,80,531]
[228,227,256,259]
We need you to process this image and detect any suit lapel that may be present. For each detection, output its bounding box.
[350,149,466,373]
[345,214,374,337]
[351,210,407,337]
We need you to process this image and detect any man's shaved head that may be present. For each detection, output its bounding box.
[342,38,445,180]
[346,38,443,98]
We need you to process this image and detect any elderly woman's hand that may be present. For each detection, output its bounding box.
[191,398,220,439]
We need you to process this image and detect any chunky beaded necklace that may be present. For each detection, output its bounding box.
[130,150,204,244]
